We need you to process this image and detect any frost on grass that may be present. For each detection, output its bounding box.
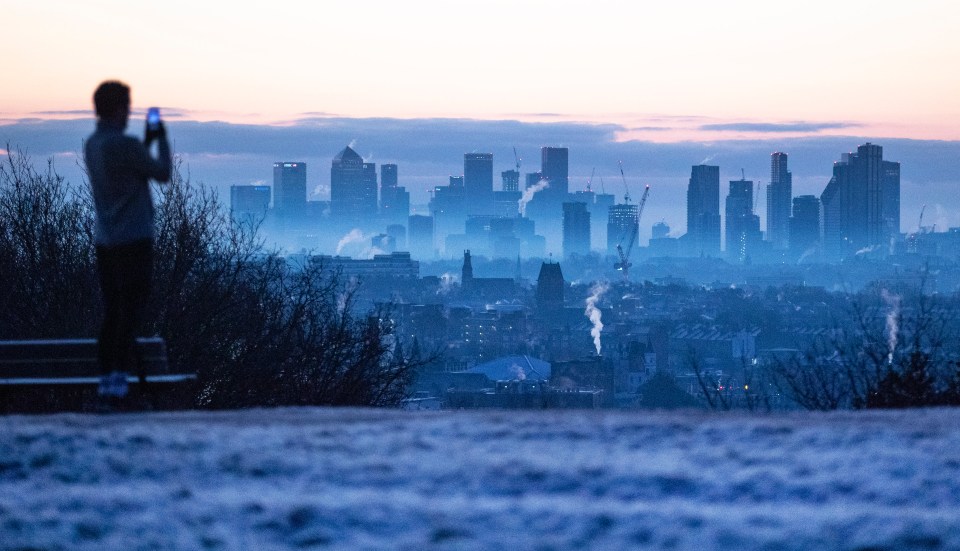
[1,408,959,550]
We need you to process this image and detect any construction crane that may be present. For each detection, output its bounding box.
[615,184,650,279]
[619,160,631,203]
[513,147,521,174]
[586,168,595,192]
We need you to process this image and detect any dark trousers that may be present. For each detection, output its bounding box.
[95,239,153,375]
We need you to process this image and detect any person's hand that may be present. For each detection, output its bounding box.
[144,120,167,145]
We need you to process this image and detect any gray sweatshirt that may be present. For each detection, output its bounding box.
[85,120,172,247]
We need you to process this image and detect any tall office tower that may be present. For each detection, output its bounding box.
[273,162,307,220]
[652,221,670,240]
[330,146,377,219]
[607,203,638,257]
[592,192,615,252]
[230,184,271,223]
[562,202,591,258]
[526,172,544,188]
[379,163,409,225]
[386,223,406,251]
[501,169,520,192]
[789,195,821,259]
[381,163,397,188]
[766,152,792,250]
[429,176,467,256]
[882,161,901,238]
[464,153,494,214]
[408,214,435,259]
[820,143,900,258]
[540,147,569,200]
[685,164,721,256]
[725,178,761,263]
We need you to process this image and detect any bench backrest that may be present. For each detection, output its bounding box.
[0,338,169,378]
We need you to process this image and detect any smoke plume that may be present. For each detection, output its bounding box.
[518,179,549,216]
[585,281,610,355]
[436,272,457,296]
[881,288,901,365]
[336,229,367,255]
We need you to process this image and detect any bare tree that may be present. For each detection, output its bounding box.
[771,281,960,410]
[0,147,98,338]
[1,149,424,408]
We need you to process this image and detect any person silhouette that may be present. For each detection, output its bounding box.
[84,81,171,398]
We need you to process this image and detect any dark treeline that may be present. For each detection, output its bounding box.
[0,149,421,408]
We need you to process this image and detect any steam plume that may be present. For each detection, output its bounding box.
[585,281,610,355]
[436,272,457,296]
[796,247,816,265]
[881,289,901,365]
[336,229,366,255]
[518,179,549,216]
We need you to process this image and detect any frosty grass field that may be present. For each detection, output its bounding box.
[2,407,959,550]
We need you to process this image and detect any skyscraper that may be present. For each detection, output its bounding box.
[464,153,494,214]
[685,164,721,256]
[789,195,821,259]
[429,176,466,256]
[501,169,519,192]
[562,201,591,258]
[820,143,900,258]
[381,163,397,188]
[330,146,377,219]
[379,163,409,225]
[408,215,434,260]
[725,178,761,263]
[766,152,792,250]
[230,184,271,224]
[540,147,569,201]
[607,203,638,257]
[273,162,307,220]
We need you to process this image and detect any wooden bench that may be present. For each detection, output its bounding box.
[0,338,196,412]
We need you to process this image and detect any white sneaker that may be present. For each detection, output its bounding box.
[98,371,129,398]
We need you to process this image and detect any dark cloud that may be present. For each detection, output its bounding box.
[2,116,958,235]
[698,121,856,133]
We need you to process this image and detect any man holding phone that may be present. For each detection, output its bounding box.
[84,80,171,399]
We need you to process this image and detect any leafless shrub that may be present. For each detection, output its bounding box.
[1,148,422,408]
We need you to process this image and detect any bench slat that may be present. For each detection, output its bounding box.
[0,338,171,378]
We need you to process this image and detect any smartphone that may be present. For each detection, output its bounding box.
[147,107,161,130]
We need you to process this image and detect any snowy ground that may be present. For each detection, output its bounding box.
[2,408,959,551]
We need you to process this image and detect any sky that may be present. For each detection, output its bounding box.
[2,0,959,238]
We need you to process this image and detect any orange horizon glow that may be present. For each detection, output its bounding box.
[2,1,958,143]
